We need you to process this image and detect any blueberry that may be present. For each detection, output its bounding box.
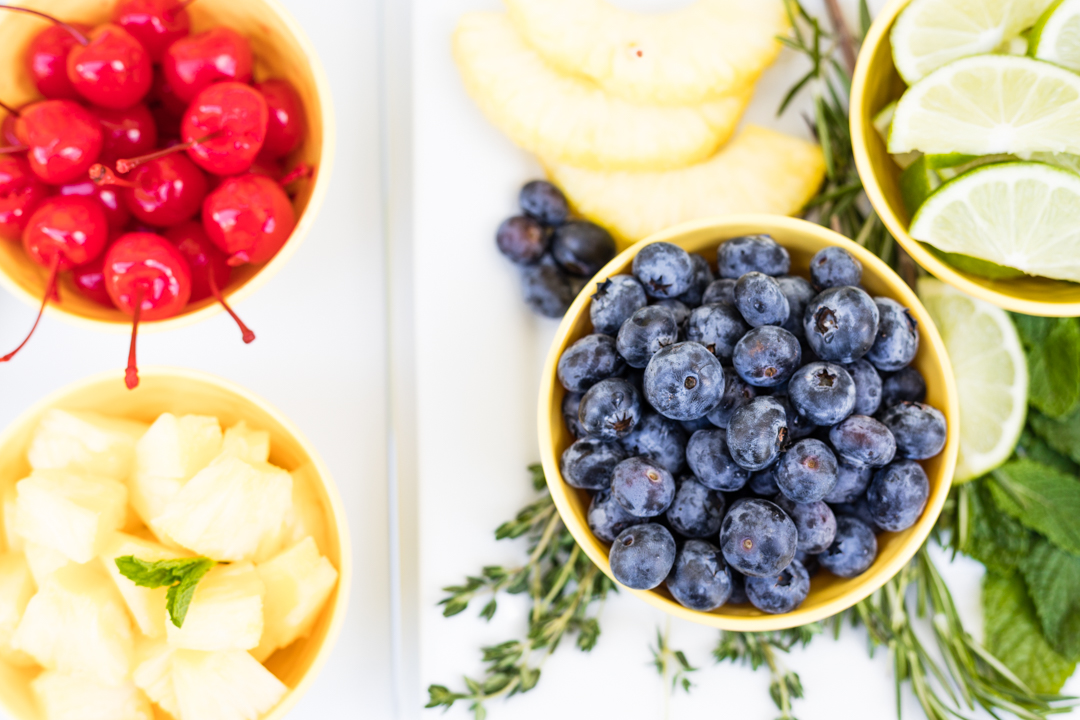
[706,366,756,428]
[666,477,726,538]
[728,570,749,604]
[588,490,644,543]
[680,415,715,433]
[632,242,695,299]
[819,515,877,577]
[867,459,930,531]
[686,303,749,361]
[621,411,688,475]
[880,402,947,460]
[774,495,837,554]
[831,496,881,533]
[748,466,780,496]
[653,299,691,328]
[686,429,750,492]
[676,253,715,306]
[612,456,676,517]
[560,438,628,490]
[844,359,883,416]
[666,539,733,611]
[717,235,791,278]
[557,333,624,393]
[590,276,647,335]
[804,286,880,364]
[727,397,789,471]
[794,549,820,578]
[777,438,838,503]
[777,276,815,337]
[496,216,550,265]
[521,256,577,318]
[519,180,569,226]
[562,391,588,439]
[788,362,856,426]
[617,305,679,368]
[720,498,797,577]
[810,246,862,290]
[579,378,642,441]
[643,342,725,421]
[735,272,790,327]
[829,415,896,467]
[881,366,927,407]
[733,326,802,388]
[609,523,676,590]
[865,298,919,372]
[702,278,737,305]
[552,221,617,277]
[746,559,810,614]
[775,395,816,440]
[822,460,873,504]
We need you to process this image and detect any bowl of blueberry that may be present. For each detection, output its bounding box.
[539,214,959,630]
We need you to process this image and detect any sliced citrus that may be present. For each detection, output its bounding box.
[1031,0,1080,71]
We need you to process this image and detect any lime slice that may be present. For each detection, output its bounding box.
[1029,150,1080,174]
[1031,0,1080,71]
[891,0,1056,83]
[918,278,1027,483]
[873,102,897,139]
[936,154,1014,180]
[931,249,1026,279]
[910,161,1080,282]
[899,155,942,215]
[888,55,1080,156]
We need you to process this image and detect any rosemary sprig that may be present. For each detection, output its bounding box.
[652,618,698,719]
[714,624,820,720]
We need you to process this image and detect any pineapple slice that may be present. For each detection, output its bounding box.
[166,563,264,652]
[3,486,23,553]
[504,0,788,106]
[132,638,179,717]
[171,649,287,720]
[0,552,35,666]
[544,125,827,247]
[12,563,133,684]
[101,533,186,638]
[24,543,75,587]
[280,465,327,555]
[252,537,338,662]
[453,12,753,172]
[32,672,153,720]
[130,414,223,538]
[156,456,292,562]
[221,422,270,464]
[28,409,147,480]
[14,470,127,563]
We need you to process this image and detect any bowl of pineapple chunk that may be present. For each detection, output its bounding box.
[0,368,350,720]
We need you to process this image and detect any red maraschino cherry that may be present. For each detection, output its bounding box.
[0,155,49,242]
[114,0,192,63]
[90,154,207,227]
[202,173,294,266]
[2,195,109,361]
[72,255,115,306]
[58,180,130,235]
[16,99,103,184]
[103,232,192,389]
[90,104,158,165]
[162,27,253,103]
[25,22,92,100]
[256,79,305,158]
[165,220,254,342]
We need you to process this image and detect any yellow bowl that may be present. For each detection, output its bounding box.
[0,367,351,720]
[0,0,335,334]
[851,0,1080,317]
[538,215,959,631]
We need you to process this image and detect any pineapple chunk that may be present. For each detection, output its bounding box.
[28,410,147,480]
[132,638,178,718]
[280,465,327,555]
[32,672,153,720]
[166,563,264,652]
[101,533,186,639]
[14,470,127,563]
[0,553,35,665]
[24,543,75,587]
[171,649,286,720]
[253,537,337,662]
[12,563,133,684]
[130,414,223,537]
[156,456,292,562]
[3,486,23,553]
[221,422,270,464]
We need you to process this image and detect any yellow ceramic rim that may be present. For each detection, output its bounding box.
[851,0,1080,317]
[0,0,337,335]
[0,367,352,720]
[537,215,959,631]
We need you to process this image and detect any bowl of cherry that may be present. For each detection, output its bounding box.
[0,0,332,387]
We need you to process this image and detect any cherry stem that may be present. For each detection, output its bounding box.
[208,271,255,343]
[0,7,89,46]
[89,164,138,188]
[1,254,60,363]
[116,130,222,173]
[279,163,313,186]
[125,285,144,390]
[0,145,28,154]
[0,99,20,118]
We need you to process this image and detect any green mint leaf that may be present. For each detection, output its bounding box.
[1018,538,1080,662]
[1013,315,1080,418]
[989,459,1080,555]
[959,480,1032,576]
[165,558,214,628]
[1015,429,1080,476]
[1029,406,1080,465]
[983,571,1076,694]
[116,556,215,629]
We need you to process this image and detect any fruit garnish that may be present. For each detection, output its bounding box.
[0,155,48,242]
[14,99,104,184]
[256,79,306,158]
[25,22,92,100]
[1031,0,1080,71]
[114,555,216,629]
[113,0,193,63]
[202,173,296,266]
[162,26,254,103]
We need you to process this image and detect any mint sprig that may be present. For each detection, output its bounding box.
[115,556,217,629]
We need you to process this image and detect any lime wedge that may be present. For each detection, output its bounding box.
[873,102,897,139]
[918,278,1027,483]
[891,0,1056,83]
[888,55,1080,156]
[899,155,942,215]
[910,161,1080,282]
[1029,150,1080,174]
[931,249,1026,280]
[1031,0,1080,71]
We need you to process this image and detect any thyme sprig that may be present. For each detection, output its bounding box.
[713,624,820,720]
